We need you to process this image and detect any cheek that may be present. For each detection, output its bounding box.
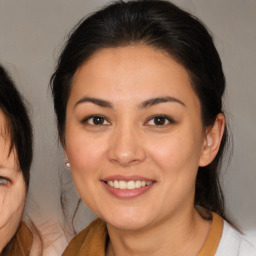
[147,133,203,210]
[147,126,204,197]
[65,133,107,190]
[65,138,105,214]
[0,179,26,229]
[67,135,104,168]
[149,133,202,169]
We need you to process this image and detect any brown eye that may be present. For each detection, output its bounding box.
[91,116,105,125]
[146,115,174,126]
[153,116,167,125]
[83,115,110,126]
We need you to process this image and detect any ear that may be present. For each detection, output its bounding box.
[199,113,225,167]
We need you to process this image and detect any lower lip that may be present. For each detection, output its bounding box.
[102,182,155,199]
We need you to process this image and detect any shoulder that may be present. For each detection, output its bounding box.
[62,218,107,256]
[216,220,256,256]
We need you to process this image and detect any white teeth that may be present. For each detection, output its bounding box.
[119,181,126,189]
[135,180,141,188]
[127,181,135,189]
[114,180,119,188]
[106,180,152,189]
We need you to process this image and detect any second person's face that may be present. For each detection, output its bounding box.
[0,111,26,252]
[64,45,207,231]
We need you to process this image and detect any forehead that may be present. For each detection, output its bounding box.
[73,45,189,84]
[0,110,19,169]
[0,110,9,139]
[70,45,199,108]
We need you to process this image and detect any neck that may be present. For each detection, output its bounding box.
[106,206,211,256]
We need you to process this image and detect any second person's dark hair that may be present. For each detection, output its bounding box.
[0,65,33,187]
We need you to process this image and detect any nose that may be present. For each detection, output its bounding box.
[107,124,146,167]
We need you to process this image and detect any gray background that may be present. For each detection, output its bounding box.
[0,0,255,253]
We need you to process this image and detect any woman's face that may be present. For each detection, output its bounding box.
[65,45,209,231]
[0,110,26,251]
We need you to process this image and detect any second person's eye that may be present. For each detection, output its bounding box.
[0,177,9,186]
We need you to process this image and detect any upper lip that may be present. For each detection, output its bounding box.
[101,175,155,182]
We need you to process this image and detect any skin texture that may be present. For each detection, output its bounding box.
[0,110,26,253]
[64,45,225,255]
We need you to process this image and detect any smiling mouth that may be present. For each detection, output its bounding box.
[105,180,153,190]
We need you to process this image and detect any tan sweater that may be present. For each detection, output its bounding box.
[62,212,223,256]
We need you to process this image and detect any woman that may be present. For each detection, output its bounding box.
[51,1,255,255]
[0,65,40,255]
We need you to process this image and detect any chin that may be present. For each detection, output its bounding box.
[109,219,149,231]
[103,209,153,231]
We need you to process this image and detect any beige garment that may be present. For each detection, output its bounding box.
[62,212,223,256]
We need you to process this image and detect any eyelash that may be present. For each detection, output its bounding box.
[0,176,10,186]
[81,114,175,127]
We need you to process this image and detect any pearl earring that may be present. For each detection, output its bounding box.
[65,162,70,168]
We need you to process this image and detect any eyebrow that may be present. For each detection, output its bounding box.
[74,96,185,109]
[75,97,113,108]
[139,96,185,108]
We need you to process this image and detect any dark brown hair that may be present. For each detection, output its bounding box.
[0,65,33,187]
[0,65,34,254]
